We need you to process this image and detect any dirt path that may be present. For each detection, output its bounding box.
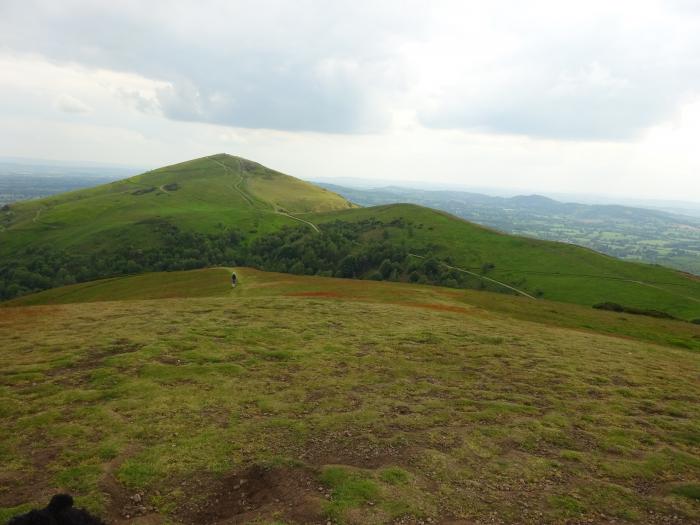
[276,211,320,232]
[32,207,44,223]
[408,253,537,299]
[631,279,700,303]
[208,156,321,233]
[208,157,258,209]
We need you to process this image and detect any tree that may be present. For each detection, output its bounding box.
[379,259,394,279]
[337,255,357,278]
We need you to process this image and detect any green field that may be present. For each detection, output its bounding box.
[1,268,699,524]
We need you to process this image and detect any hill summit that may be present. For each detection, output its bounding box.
[0,153,354,253]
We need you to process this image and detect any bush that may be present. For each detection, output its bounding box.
[594,302,676,320]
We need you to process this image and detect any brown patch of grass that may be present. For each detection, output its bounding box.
[397,302,474,314]
[287,291,344,298]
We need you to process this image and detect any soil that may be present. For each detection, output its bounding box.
[175,464,325,525]
[0,447,58,507]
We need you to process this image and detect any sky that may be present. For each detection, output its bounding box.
[1,0,699,201]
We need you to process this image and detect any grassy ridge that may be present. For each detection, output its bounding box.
[311,204,700,319]
[1,269,698,524]
[7,267,700,352]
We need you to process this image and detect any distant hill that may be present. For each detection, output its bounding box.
[318,183,700,275]
[2,154,700,319]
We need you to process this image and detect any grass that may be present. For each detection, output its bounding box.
[320,467,379,520]
[0,154,352,255]
[310,204,700,319]
[9,267,699,353]
[1,268,699,523]
[3,268,231,306]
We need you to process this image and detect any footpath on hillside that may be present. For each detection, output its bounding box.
[208,156,319,232]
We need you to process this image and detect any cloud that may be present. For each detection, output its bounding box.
[0,0,699,140]
[409,1,700,140]
[56,93,92,114]
[0,0,416,133]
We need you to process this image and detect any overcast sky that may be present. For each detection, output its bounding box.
[1,0,699,200]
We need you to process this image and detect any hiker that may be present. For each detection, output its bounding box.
[231,271,238,288]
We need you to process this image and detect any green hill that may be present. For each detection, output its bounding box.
[0,153,354,253]
[2,154,700,319]
[308,204,700,319]
[1,268,699,524]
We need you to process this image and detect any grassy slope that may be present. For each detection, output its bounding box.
[2,269,231,306]
[6,267,700,352]
[312,204,700,319]
[0,154,353,253]
[1,269,699,524]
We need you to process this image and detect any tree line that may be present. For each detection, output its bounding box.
[0,217,507,301]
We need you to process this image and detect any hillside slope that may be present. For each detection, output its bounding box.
[6,267,700,352]
[1,268,699,524]
[0,153,353,253]
[318,182,700,275]
[307,204,700,319]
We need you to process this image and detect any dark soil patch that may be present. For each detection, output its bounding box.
[0,447,58,507]
[175,464,324,525]
[300,431,403,469]
[47,339,144,385]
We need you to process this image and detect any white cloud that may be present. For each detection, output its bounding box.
[56,94,92,114]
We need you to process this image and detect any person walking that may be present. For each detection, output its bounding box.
[231,271,238,288]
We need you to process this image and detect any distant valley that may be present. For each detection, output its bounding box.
[0,159,139,204]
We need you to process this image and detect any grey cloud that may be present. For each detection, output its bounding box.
[420,65,681,141]
[0,0,416,133]
[1,1,700,139]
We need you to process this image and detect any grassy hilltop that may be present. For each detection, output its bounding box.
[1,268,699,524]
[1,153,700,320]
[0,153,354,253]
